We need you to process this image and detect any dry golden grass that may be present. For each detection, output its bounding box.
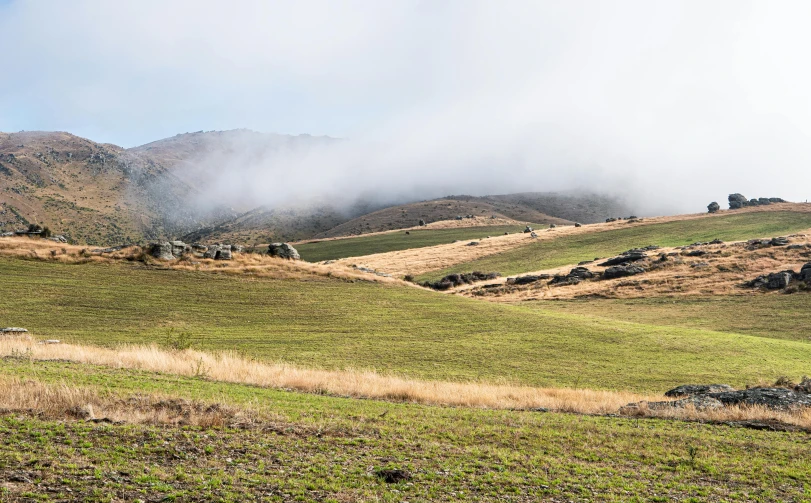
[0,336,655,413]
[460,233,811,301]
[3,338,811,429]
[621,400,811,430]
[0,377,255,427]
[337,204,811,278]
[0,237,408,285]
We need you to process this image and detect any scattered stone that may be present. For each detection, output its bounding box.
[39,339,60,345]
[523,225,533,233]
[267,243,300,260]
[530,232,538,238]
[578,260,594,265]
[603,264,645,280]
[375,468,411,484]
[1,327,28,333]
[574,222,582,227]
[48,235,68,243]
[707,201,720,213]
[665,384,736,397]
[685,250,707,257]
[605,217,617,222]
[691,262,710,268]
[467,241,479,246]
[709,239,724,245]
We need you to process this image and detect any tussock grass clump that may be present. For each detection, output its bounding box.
[0,377,254,427]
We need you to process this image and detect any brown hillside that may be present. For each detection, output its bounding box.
[314,198,572,238]
[0,131,200,245]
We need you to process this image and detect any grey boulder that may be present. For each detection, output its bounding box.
[268,242,301,260]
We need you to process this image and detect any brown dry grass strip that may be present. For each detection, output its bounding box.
[0,377,256,427]
[2,338,811,429]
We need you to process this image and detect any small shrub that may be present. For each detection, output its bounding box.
[164,328,194,351]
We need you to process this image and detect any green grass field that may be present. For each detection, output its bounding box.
[1,360,809,502]
[416,211,811,281]
[534,295,811,343]
[295,224,532,262]
[2,257,811,392]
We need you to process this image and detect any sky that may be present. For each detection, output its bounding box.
[2,0,811,214]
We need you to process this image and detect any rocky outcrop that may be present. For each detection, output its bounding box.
[268,243,300,260]
[423,272,500,290]
[729,193,787,210]
[169,240,188,258]
[508,274,551,286]
[626,379,811,412]
[708,388,811,410]
[599,251,647,267]
[603,264,645,280]
[707,201,720,213]
[204,244,232,260]
[665,384,735,397]
[550,267,594,286]
[728,193,748,209]
[148,242,175,260]
[746,263,811,290]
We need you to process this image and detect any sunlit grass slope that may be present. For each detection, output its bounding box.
[416,211,811,281]
[295,224,530,262]
[2,257,810,391]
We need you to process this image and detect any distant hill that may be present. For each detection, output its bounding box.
[461,192,632,225]
[0,129,633,246]
[0,130,338,245]
[0,131,209,245]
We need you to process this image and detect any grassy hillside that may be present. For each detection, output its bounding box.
[2,257,811,391]
[417,211,811,281]
[536,296,811,343]
[296,224,530,262]
[1,360,809,502]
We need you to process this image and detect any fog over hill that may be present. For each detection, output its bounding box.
[2,1,810,221]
